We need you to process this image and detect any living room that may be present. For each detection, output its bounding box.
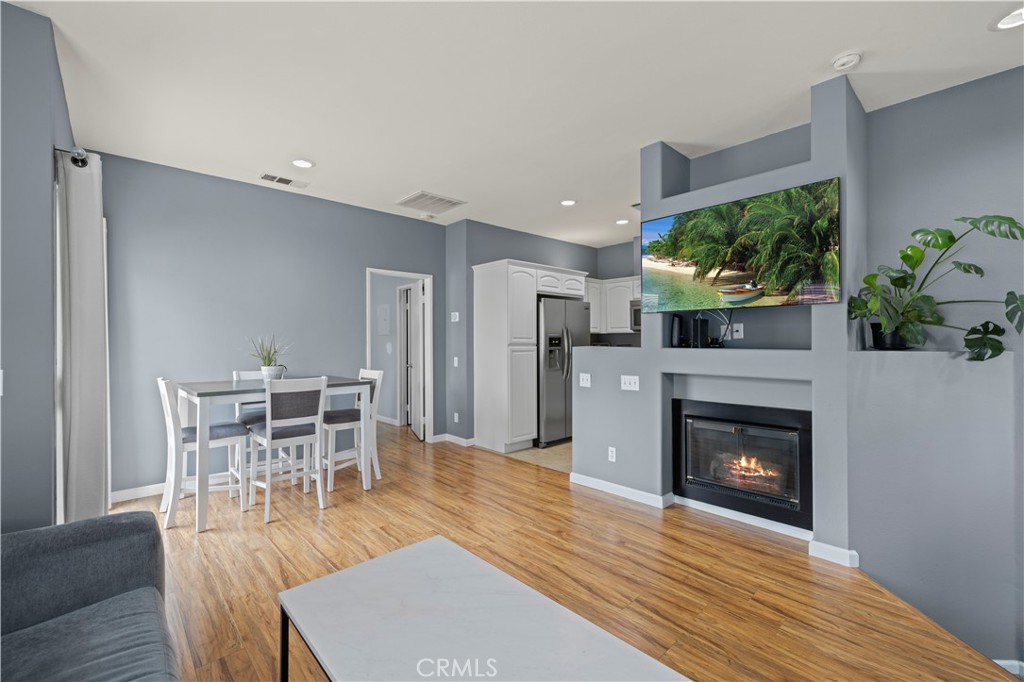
[2,2,1022,681]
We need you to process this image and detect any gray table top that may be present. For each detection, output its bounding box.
[279,536,685,681]
[177,375,371,397]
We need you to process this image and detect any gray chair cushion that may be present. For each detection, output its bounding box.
[324,408,361,425]
[181,421,249,443]
[269,390,320,419]
[1,586,178,682]
[248,422,315,440]
[236,411,267,427]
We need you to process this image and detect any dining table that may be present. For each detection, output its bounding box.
[175,375,374,532]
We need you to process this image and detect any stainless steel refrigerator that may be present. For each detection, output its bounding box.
[537,297,591,448]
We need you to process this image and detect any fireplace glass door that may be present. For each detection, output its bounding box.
[685,417,799,506]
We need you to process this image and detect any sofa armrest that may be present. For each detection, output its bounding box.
[1,511,164,635]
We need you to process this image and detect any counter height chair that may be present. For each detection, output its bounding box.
[247,376,328,523]
[321,369,383,492]
[157,377,251,527]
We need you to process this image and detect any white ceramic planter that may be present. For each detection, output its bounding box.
[261,365,286,381]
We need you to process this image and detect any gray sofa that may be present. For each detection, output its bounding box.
[1,511,178,681]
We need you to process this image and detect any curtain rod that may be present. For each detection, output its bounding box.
[54,146,90,168]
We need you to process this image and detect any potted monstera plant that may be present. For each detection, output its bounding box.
[848,214,1023,361]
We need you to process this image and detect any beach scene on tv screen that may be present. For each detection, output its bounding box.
[641,177,840,312]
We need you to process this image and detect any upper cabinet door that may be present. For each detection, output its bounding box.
[605,281,634,333]
[507,266,537,344]
[587,281,604,332]
[561,274,585,297]
[536,271,562,294]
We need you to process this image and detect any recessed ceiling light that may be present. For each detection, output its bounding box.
[832,51,862,72]
[616,219,629,225]
[997,7,1023,29]
[291,159,315,169]
[561,199,576,207]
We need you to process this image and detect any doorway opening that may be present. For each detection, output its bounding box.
[365,269,433,442]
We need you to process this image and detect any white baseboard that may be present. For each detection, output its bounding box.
[569,473,673,508]
[110,472,234,504]
[673,495,814,542]
[994,659,1023,676]
[809,540,860,567]
[445,434,476,447]
[377,415,400,426]
[110,483,165,503]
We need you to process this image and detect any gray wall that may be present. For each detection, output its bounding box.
[1,4,75,532]
[596,241,635,279]
[369,273,418,422]
[857,66,1024,661]
[102,154,447,491]
[446,219,600,439]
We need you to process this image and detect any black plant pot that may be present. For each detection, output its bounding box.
[869,322,910,351]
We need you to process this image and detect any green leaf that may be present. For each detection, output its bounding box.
[897,321,927,346]
[964,321,1006,361]
[1006,291,1024,334]
[912,228,956,250]
[877,265,916,290]
[951,261,984,276]
[955,215,1024,240]
[848,296,870,320]
[905,295,944,325]
[899,245,926,272]
[862,273,879,289]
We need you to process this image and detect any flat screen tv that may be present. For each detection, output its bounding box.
[641,177,840,313]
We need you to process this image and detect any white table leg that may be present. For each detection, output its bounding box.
[196,398,210,532]
[359,386,371,491]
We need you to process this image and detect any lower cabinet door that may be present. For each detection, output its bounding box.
[508,346,538,443]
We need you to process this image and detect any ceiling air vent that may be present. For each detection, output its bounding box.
[395,190,466,215]
[259,173,309,189]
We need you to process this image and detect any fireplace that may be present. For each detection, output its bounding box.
[673,400,812,530]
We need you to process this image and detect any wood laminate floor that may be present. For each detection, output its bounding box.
[116,424,1011,682]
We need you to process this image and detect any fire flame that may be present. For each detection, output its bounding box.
[729,454,778,478]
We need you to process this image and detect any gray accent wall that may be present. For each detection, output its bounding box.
[596,241,635,279]
[1,4,75,532]
[101,154,447,491]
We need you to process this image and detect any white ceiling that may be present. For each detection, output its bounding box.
[20,1,1024,247]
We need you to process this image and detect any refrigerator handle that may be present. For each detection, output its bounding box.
[566,326,573,381]
[561,326,570,381]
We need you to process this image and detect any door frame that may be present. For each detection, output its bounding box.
[365,268,434,442]
[396,284,413,426]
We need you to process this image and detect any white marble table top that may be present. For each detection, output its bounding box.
[279,535,685,681]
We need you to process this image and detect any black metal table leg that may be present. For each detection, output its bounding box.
[280,604,289,681]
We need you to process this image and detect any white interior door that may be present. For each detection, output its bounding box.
[409,281,425,441]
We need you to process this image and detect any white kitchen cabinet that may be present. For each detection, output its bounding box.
[604,279,634,333]
[585,279,604,333]
[473,259,588,453]
[507,346,538,443]
[536,269,586,297]
[632,276,641,299]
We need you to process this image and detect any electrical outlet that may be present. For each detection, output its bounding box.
[450,312,459,322]
[620,375,640,391]
[720,323,745,340]
[608,446,616,462]
[579,372,591,388]
[453,356,459,368]
[454,412,459,423]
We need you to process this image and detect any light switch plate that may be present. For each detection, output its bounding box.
[620,375,640,391]
[450,312,459,322]
[579,372,591,388]
[453,356,459,368]
[608,446,616,462]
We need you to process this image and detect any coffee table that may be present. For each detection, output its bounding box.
[279,536,684,681]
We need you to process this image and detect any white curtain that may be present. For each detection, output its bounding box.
[54,150,109,523]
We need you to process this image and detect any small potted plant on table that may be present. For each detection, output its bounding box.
[250,336,289,380]
[848,214,1023,361]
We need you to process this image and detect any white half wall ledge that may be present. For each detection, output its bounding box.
[809,540,860,567]
[673,495,813,542]
[994,660,1024,676]
[569,473,674,508]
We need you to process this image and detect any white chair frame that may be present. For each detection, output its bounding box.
[322,369,383,492]
[248,376,328,523]
[157,377,249,528]
[232,369,297,486]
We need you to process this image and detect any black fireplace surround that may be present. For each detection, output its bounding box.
[673,399,813,530]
